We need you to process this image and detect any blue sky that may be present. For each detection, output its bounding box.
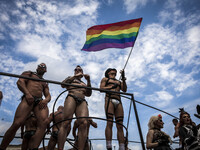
[0,0,200,149]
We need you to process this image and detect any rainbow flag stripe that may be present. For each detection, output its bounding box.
[82,18,142,52]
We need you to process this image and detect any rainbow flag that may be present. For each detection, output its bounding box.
[81,18,142,52]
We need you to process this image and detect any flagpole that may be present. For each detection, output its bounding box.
[122,46,134,70]
[122,30,140,71]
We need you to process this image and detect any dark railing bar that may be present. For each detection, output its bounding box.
[0,72,132,96]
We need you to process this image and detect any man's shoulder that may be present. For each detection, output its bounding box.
[21,70,34,75]
[101,77,108,81]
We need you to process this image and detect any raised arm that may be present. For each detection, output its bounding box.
[120,70,127,92]
[84,74,92,97]
[61,76,74,88]
[173,124,179,138]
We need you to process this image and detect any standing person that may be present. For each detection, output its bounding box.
[146,114,172,150]
[172,118,179,138]
[58,65,92,150]
[100,68,127,150]
[72,118,97,150]
[0,63,51,150]
[47,106,71,150]
[21,112,37,150]
[179,111,200,150]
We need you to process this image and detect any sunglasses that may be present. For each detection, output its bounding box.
[74,68,83,72]
[38,64,46,68]
[158,119,163,123]
[183,116,190,119]
[110,73,116,76]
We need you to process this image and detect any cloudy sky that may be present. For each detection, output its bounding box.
[0,0,200,149]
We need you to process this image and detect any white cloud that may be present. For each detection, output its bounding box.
[145,91,173,107]
[17,34,63,60]
[123,0,155,14]
[186,25,200,44]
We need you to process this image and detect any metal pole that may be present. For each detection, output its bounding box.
[131,94,145,150]
[0,72,132,96]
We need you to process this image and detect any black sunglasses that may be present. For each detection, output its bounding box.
[183,116,190,119]
[38,64,46,68]
[110,73,116,75]
[74,68,83,72]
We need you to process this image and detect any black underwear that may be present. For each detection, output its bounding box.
[24,130,36,139]
[33,96,43,107]
[51,131,59,140]
[67,94,87,105]
[21,95,43,107]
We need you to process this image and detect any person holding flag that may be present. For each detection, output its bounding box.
[82,18,142,150]
[100,68,127,150]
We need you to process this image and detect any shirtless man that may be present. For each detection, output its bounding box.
[100,68,127,150]
[0,63,51,150]
[58,65,92,150]
[72,118,97,150]
[21,112,37,150]
[172,119,179,138]
[47,106,71,150]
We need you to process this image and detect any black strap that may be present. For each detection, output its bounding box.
[106,113,114,119]
[116,116,124,122]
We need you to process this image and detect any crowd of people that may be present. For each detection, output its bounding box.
[0,63,127,150]
[0,63,199,150]
[146,106,200,150]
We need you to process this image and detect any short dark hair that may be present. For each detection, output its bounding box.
[105,68,117,78]
[172,118,178,122]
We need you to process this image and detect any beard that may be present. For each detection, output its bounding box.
[36,69,45,76]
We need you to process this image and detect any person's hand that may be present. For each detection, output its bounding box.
[93,122,97,128]
[120,69,125,78]
[111,83,118,89]
[38,99,48,109]
[25,94,34,105]
[84,74,90,81]
[75,72,83,78]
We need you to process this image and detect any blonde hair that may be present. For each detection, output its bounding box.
[148,116,159,130]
